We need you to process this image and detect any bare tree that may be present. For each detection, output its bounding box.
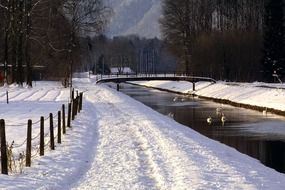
[0,0,111,87]
[160,0,214,75]
[25,0,32,86]
[160,0,266,81]
[63,0,111,86]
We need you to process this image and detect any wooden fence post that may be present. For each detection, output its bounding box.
[72,101,75,120]
[26,120,32,167]
[76,96,80,114]
[0,119,8,174]
[74,98,78,117]
[71,88,74,101]
[72,98,78,119]
[79,92,83,111]
[6,91,8,104]
[76,96,79,114]
[67,103,71,127]
[62,104,66,134]
[40,116,44,156]
[58,111,61,144]
[49,113,55,150]
[78,96,80,113]
[78,92,82,113]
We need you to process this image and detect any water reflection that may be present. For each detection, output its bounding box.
[110,83,285,173]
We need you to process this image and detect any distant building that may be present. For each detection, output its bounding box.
[110,67,135,75]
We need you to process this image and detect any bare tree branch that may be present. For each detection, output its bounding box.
[0,3,8,10]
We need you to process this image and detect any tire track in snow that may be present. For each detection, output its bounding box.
[127,123,168,189]
[3,89,26,101]
[83,88,202,189]
[0,91,6,98]
[55,90,70,101]
[73,101,147,189]
[128,118,202,190]
[24,89,49,101]
[12,89,41,101]
[95,92,157,183]
[85,86,201,189]
[108,97,202,189]
[39,89,61,101]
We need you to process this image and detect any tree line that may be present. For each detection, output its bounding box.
[79,35,177,75]
[160,0,284,82]
[0,0,110,87]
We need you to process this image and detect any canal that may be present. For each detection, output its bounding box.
[108,82,285,174]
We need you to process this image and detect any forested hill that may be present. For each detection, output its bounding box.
[106,0,161,38]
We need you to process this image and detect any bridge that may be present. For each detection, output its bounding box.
[96,75,216,91]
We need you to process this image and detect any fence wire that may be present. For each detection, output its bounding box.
[1,97,80,175]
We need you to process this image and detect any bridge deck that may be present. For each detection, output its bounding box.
[96,76,216,84]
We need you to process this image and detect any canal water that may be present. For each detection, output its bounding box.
[108,83,285,174]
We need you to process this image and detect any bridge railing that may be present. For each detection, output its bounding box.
[95,73,216,84]
[96,73,180,79]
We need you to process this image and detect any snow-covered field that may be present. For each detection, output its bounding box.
[1,78,285,189]
[130,80,285,112]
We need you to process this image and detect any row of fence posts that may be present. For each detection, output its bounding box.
[0,89,83,175]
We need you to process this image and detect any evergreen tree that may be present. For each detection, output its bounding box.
[262,0,285,82]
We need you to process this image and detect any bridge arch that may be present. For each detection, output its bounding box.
[96,75,216,91]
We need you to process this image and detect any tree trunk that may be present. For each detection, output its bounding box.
[25,0,32,87]
[16,0,24,86]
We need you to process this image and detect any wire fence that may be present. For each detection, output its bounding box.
[0,90,84,175]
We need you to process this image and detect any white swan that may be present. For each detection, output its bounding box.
[216,107,222,116]
[173,97,178,102]
[207,116,212,125]
[263,108,267,115]
[221,113,226,125]
[167,112,174,118]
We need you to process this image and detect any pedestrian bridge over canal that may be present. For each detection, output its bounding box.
[96,75,216,91]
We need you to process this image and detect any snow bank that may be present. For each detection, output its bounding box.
[130,80,285,113]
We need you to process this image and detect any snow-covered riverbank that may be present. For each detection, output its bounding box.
[130,80,285,114]
[1,78,285,189]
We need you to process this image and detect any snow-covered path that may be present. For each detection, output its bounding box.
[71,84,285,190]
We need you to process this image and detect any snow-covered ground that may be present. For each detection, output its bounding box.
[130,80,285,112]
[1,78,285,189]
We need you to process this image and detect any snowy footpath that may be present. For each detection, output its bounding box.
[1,78,285,189]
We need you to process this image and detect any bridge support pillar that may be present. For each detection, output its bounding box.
[117,83,120,91]
[192,82,195,91]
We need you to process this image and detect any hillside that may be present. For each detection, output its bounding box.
[106,0,161,38]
